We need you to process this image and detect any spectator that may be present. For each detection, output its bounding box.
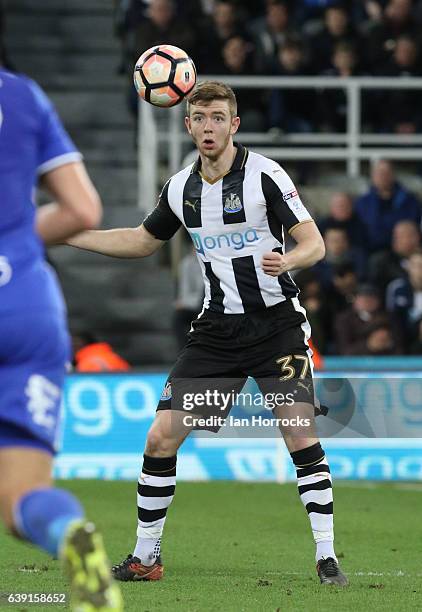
[354,159,422,253]
[323,262,359,352]
[315,226,366,287]
[198,0,218,16]
[114,0,206,71]
[377,35,422,133]
[326,262,358,310]
[173,246,204,352]
[296,0,382,28]
[363,323,400,355]
[127,0,198,114]
[306,3,361,73]
[116,0,208,72]
[133,0,197,65]
[317,41,367,132]
[219,35,266,130]
[268,35,316,133]
[114,1,146,73]
[176,0,209,21]
[335,284,401,354]
[362,0,419,72]
[249,0,294,73]
[199,0,246,73]
[353,0,384,26]
[368,219,421,292]
[211,0,243,39]
[318,191,368,248]
[293,0,347,25]
[381,33,422,74]
[329,40,363,76]
[386,250,422,344]
[72,332,131,372]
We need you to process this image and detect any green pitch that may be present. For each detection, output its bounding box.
[1,481,421,611]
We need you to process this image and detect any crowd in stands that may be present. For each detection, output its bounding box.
[115,1,422,357]
[113,0,422,356]
[295,158,422,356]
[115,0,422,133]
[165,156,422,358]
[3,2,421,359]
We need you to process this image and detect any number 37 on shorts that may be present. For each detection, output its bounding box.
[272,353,314,405]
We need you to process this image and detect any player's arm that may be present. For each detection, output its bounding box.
[260,167,325,276]
[64,179,181,258]
[37,162,102,245]
[262,221,325,276]
[66,223,164,258]
[29,78,103,244]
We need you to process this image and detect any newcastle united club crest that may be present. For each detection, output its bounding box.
[224,193,243,214]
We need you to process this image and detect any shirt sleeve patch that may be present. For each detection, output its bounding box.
[284,191,312,221]
[282,189,298,202]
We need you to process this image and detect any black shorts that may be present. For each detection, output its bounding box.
[157,298,315,421]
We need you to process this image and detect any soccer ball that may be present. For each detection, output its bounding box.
[134,44,197,108]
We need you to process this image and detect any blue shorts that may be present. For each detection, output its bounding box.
[0,311,70,455]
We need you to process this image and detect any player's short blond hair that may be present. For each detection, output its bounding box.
[186,81,238,117]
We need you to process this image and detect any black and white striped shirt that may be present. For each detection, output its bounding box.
[143,144,313,314]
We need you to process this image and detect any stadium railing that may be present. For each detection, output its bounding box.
[138,75,422,211]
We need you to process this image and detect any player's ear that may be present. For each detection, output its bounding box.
[230,116,240,135]
[185,116,192,134]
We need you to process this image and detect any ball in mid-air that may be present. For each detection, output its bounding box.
[134,44,197,107]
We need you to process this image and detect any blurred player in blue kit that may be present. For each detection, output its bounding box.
[0,61,123,611]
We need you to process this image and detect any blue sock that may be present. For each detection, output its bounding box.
[14,488,84,557]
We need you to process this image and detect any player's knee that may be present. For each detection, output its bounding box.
[145,430,177,457]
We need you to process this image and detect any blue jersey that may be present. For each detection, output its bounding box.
[0,70,81,453]
[0,69,81,315]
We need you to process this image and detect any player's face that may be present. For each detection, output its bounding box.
[185,101,240,161]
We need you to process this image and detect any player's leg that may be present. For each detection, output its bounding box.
[249,300,347,585]
[112,405,196,581]
[0,313,123,609]
[0,442,122,610]
[112,308,248,582]
[133,409,192,573]
[129,374,246,576]
[113,335,247,581]
[263,376,348,585]
[0,314,87,558]
[275,400,347,586]
[268,382,338,568]
[0,443,80,547]
[274,398,334,556]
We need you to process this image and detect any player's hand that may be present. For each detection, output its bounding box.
[261,251,290,276]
